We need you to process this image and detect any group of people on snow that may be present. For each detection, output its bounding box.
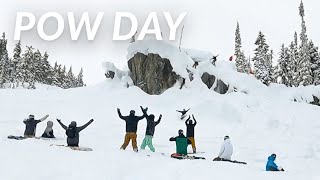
[17,108,284,171]
[22,114,94,147]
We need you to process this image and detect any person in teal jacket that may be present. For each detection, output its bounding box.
[266,154,284,171]
[169,129,191,155]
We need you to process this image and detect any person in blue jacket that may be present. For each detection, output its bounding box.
[266,154,284,171]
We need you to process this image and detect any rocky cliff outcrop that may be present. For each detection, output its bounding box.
[128,52,179,95]
[201,72,229,94]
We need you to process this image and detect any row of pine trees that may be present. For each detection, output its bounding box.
[0,34,85,89]
[234,1,320,87]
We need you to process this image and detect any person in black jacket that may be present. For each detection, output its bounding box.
[185,115,197,153]
[23,114,49,137]
[176,108,190,120]
[57,119,94,147]
[118,107,146,152]
[140,106,162,152]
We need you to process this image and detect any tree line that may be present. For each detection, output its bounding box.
[0,34,85,89]
[234,1,320,87]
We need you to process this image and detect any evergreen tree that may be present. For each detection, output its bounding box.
[296,0,313,86]
[234,22,247,73]
[76,68,84,87]
[308,41,320,85]
[252,31,272,85]
[12,41,22,88]
[289,32,299,87]
[274,44,290,85]
[0,33,10,87]
[67,66,75,88]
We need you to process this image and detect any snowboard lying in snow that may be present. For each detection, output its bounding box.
[8,135,57,140]
[171,153,206,160]
[50,144,93,151]
[213,157,247,164]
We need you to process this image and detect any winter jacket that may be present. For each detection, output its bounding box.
[169,134,191,155]
[185,118,197,137]
[145,115,161,136]
[266,155,278,171]
[118,111,145,133]
[42,121,55,138]
[58,120,93,147]
[23,115,49,136]
[177,109,189,115]
[218,139,233,160]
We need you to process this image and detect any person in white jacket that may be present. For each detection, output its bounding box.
[215,135,233,160]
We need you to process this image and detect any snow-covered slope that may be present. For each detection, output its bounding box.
[0,79,320,180]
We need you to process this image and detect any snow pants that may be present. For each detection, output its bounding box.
[121,132,138,151]
[141,135,155,152]
[188,137,196,152]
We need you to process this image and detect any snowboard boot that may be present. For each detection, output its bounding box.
[193,148,196,153]
[133,148,138,152]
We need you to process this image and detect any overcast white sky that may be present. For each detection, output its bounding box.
[0,0,319,85]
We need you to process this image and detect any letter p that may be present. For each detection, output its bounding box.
[14,12,36,40]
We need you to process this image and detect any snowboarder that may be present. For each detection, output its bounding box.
[176,108,190,120]
[214,135,233,161]
[23,114,49,138]
[41,120,55,138]
[266,154,285,171]
[118,107,146,152]
[185,115,197,153]
[169,129,191,156]
[56,119,94,147]
[140,106,162,152]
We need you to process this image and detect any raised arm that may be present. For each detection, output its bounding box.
[155,115,162,126]
[176,110,183,113]
[117,108,126,120]
[192,115,197,126]
[57,119,68,130]
[186,108,190,113]
[39,115,49,122]
[169,137,176,141]
[78,119,94,132]
[185,116,191,125]
[140,106,149,117]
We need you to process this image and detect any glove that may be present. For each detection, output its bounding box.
[159,114,162,118]
[90,119,94,123]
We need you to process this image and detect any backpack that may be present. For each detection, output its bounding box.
[66,126,77,138]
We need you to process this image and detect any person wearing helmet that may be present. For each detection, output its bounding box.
[117,107,147,152]
[41,120,55,138]
[140,106,162,152]
[57,119,94,147]
[214,135,233,161]
[169,129,191,155]
[266,154,285,171]
[185,115,197,153]
[23,114,49,138]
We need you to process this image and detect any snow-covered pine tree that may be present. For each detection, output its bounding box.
[33,49,42,83]
[274,44,290,85]
[67,66,76,88]
[252,31,272,85]
[12,40,22,88]
[22,46,36,89]
[289,32,299,87]
[41,52,53,85]
[76,68,84,87]
[234,22,247,73]
[51,62,60,87]
[0,33,10,88]
[296,0,313,86]
[308,41,320,85]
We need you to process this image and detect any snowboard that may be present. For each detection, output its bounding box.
[187,151,205,155]
[50,144,93,151]
[213,157,247,164]
[171,153,206,160]
[7,135,26,140]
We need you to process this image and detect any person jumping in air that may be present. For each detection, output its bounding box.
[266,154,285,171]
[213,135,233,161]
[169,129,191,156]
[57,119,94,147]
[41,120,55,138]
[140,106,162,152]
[23,114,49,138]
[176,108,190,120]
[185,115,197,153]
[118,107,146,152]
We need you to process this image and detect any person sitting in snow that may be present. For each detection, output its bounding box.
[23,114,49,138]
[176,108,190,120]
[185,115,197,153]
[266,154,285,171]
[57,119,94,147]
[169,129,191,156]
[41,120,55,138]
[213,135,233,161]
[118,107,146,152]
[140,106,162,152]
